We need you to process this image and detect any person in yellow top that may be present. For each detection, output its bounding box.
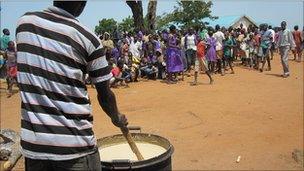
[101,32,114,60]
[102,32,114,49]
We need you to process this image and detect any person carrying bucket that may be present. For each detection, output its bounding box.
[16,1,128,170]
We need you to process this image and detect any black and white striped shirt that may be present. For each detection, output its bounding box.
[16,6,112,160]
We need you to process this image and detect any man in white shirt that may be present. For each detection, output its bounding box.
[277,21,296,78]
[184,27,197,76]
[213,25,225,75]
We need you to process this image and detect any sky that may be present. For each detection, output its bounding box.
[0,0,303,39]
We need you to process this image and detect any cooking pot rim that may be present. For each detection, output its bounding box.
[98,133,174,168]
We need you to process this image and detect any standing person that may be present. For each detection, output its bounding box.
[129,36,142,60]
[213,25,225,75]
[184,27,197,76]
[122,39,129,64]
[16,1,128,170]
[253,29,261,69]
[4,41,17,98]
[145,35,156,64]
[268,25,275,60]
[102,32,114,61]
[0,29,10,51]
[166,25,184,84]
[111,43,120,64]
[192,36,213,85]
[206,30,217,73]
[223,32,235,74]
[292,25,303,62]
[258,24,272,72]
[247,33,257,69]
[102,32,114,50]
[199,27,209,41]
[277,21,296,78]
[231,31,238,61]
[180,31,188,72]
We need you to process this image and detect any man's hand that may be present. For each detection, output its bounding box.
[111,113,128,128]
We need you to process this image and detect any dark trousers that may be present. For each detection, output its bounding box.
[185,49,196,71]
[25,150,101,171]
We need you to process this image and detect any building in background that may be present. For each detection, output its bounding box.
[203,15,258,30]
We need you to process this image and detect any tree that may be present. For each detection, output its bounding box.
[156,13,175,31]
[95,18,117,35]
[126,1,145,32]
[156,1,217,30]
[146,1,157,33]
[118,16,134,33]
[126,0,158,33]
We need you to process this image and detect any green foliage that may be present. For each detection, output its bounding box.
[156,1,217,30]
[95,18,117,35]
[118,16,134,33]
[156,13,175,31]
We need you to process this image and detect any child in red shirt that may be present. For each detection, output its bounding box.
[192,37,213,85]
[109,59,128,88]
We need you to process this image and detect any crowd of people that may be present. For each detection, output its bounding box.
[94,21,302,87]
[0,21,303,94]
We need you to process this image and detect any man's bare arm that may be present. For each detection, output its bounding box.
[95,80,128,128]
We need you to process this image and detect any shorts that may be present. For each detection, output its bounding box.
[216,50,223,59]
[7,66,17,78]
[257,46,269,59]
[195,58,208,72]
[186,49,196,66]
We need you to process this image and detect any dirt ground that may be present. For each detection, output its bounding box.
[0,53,303,170]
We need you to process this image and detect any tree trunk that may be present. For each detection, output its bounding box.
[146,0,157,33]
[126,1,145,32]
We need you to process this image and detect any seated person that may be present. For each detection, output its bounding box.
[109,59,128,88]
[156,50,166,79]
[140,57,158,80]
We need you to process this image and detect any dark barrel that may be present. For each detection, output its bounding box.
[97,133,174,171]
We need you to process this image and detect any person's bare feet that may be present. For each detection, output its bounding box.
[282,74,290,78]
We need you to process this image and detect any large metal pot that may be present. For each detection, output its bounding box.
[97,128,174,171]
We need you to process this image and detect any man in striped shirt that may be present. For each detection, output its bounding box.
[16,1,128,170]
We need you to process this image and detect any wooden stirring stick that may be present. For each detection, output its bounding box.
[120,127,144,161]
